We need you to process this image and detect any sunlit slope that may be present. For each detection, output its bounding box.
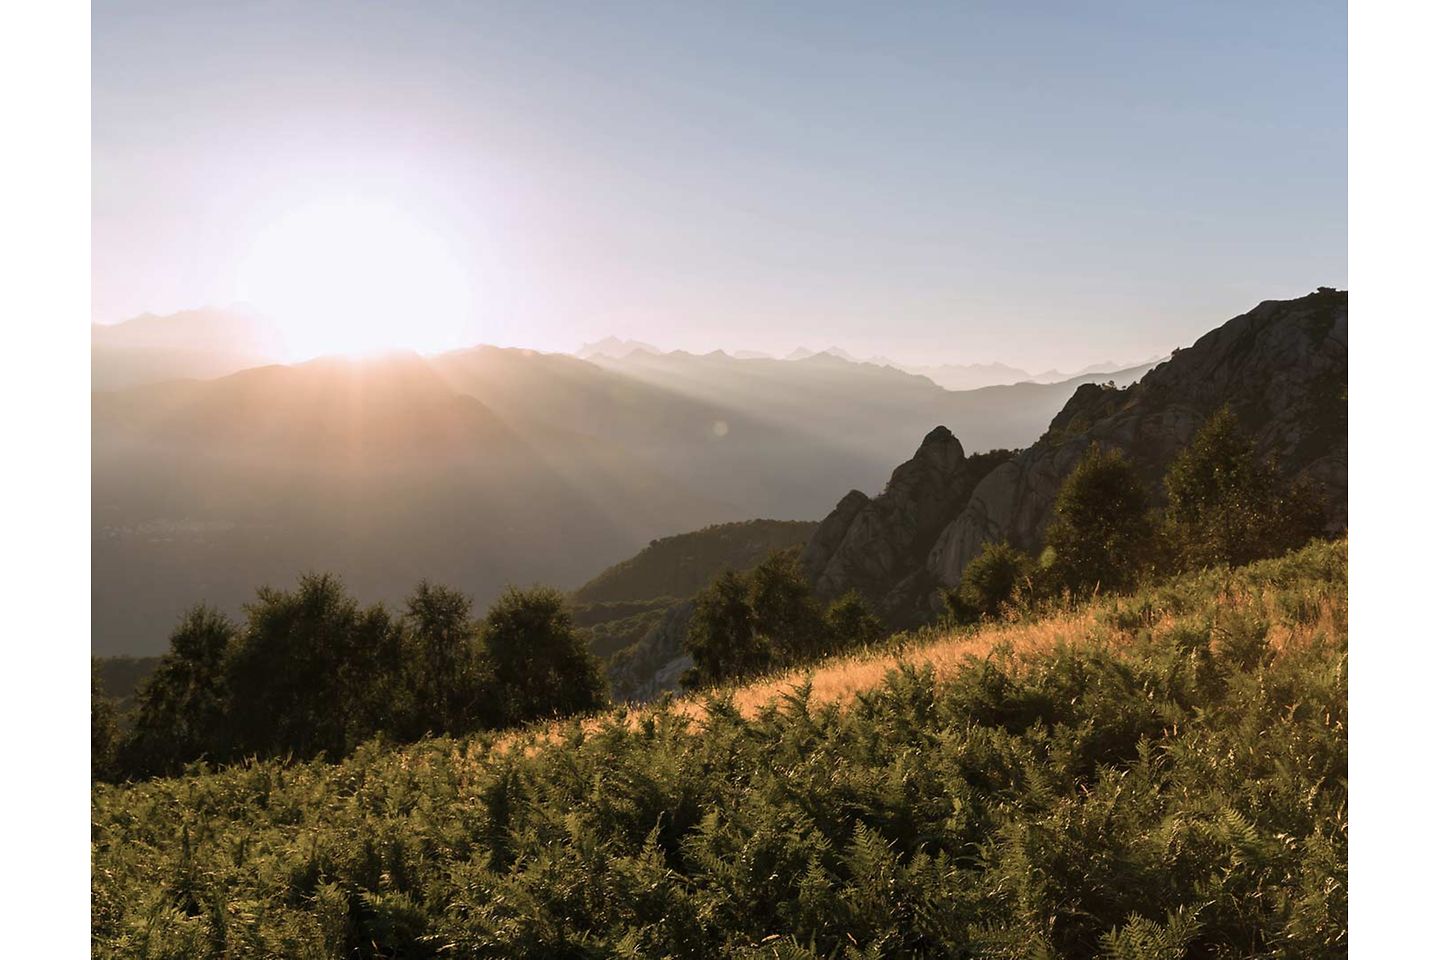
[93,540,1345,956]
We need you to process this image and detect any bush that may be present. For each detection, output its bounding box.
[824,590,885,650]
[1163,406,1327,569]
[946,541,1033,622]
[1045,444,1155,595]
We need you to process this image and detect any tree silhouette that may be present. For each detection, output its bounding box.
[1045,444,1153,594]
[482,586,607,724]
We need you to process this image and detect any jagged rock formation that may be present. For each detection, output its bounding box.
[801,428,1015,626]
[805,289,1348,622]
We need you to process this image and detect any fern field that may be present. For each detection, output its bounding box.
[92,541,1347,959]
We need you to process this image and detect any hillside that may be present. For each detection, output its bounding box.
[573,519,818,604]
[92,540,1347,958]
[806,290,1348,624]
[570,519,817,691]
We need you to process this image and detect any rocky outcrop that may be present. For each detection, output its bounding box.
[804,289,1348,620]
[801,427,1015,626]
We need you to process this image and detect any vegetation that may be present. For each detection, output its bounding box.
[681,550,882,690]
[570,520,821,698]
[91,661,120,781]
[572,520,819,605]
[92,540,1346,958]
[111,577,607,780]
[944,540,1034,622]
[1043,444,1154,594]
[1162,407,1327,569]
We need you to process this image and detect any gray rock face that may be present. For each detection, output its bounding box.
[801,426,1014,626]
[927,290,1348,587]
[801,290,1348,617]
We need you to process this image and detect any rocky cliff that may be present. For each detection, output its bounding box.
[800,429,1015,626]
[806,289,1348,621]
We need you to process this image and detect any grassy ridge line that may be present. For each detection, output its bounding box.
[492,540,1346,758]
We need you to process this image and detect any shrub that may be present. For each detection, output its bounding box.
[824,590,885,650]
[948,541,1033,622]
[1045,444,1154,595]
[1163,406,1327,569]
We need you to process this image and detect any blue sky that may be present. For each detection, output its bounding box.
[93,1,1346,369]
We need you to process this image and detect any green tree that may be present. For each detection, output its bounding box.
[947,541,1033,622]
[1045,444,1154,595]
[402,581,493,736]
[682,569,768,689]
[825,590,885,650]
[121,605,237,776]
[227,575,403,761]
[91,660,119,781]
[749,549,830,664]
[1164,407,1328,569]
[482,586,607,724]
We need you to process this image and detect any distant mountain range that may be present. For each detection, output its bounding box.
[92,311,1156,654]
[574,333,1158,391]
[92,307,285,390]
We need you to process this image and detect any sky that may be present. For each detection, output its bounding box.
[93,1,1346,369]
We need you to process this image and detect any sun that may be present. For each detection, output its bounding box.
[235,197,477,360]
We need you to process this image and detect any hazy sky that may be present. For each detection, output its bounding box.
[94,1,1346,369]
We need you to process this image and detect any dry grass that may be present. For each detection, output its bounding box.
[487,608,1106,758]
[480,565,1346,763]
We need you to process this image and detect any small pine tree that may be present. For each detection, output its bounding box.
[482,586,608,724]
[683,569,769,689]
[1163,407,1327,569]
[1045,444,1154,594]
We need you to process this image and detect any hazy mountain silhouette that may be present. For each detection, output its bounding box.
[575,337,662,360]
[91,307,285,389]
[899,360,1036,390]
[94,334,1153,655]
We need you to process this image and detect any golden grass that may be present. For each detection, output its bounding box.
[482,571,1345,761]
